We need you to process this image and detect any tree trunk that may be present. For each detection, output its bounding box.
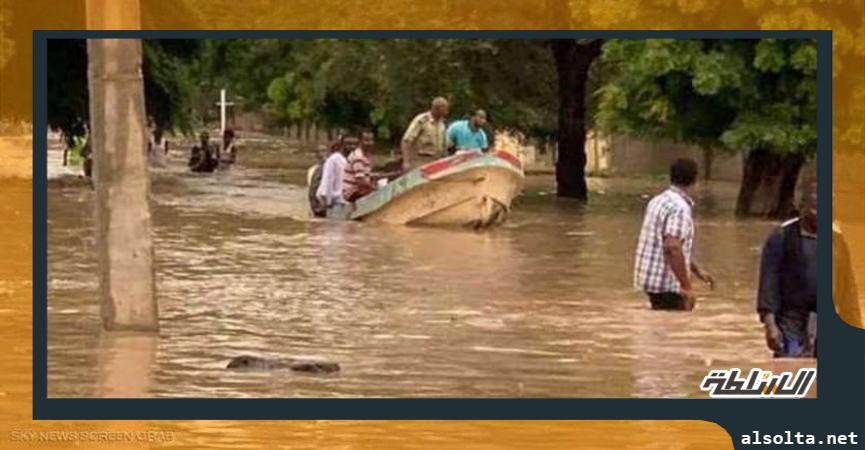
[551,39,602,201]
[62,147,68,166]
[735,148,804,219]
[87,38,158,331]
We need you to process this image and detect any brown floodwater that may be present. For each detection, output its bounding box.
[46,145,815,398]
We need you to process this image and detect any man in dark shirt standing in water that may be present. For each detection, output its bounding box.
[757,178,818,358]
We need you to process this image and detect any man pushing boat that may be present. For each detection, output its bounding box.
[316,135,356,218]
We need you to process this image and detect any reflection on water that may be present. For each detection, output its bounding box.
[96,332,158,398]
[47,149,814,398]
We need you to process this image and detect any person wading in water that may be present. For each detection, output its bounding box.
[757,178,821,358]
[634,158,714,311]
[218,128,238,170]
[307,143,331,218]
[189,131,218,173]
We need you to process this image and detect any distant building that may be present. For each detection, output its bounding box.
[504,130,745,182]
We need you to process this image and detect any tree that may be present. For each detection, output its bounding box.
[47,39,203,149]
[263,39,558,144]
[142,39,201,135]
[47,39,89,153]
[596,39,816,218]
[192,39,295,124]
[551,39,602,201]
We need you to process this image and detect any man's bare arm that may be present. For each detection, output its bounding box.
[663,236,692,293]
[400,140,412,171]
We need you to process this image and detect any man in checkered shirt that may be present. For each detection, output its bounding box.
[634,158,714,310]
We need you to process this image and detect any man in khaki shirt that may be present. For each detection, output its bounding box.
[401,97,449,171]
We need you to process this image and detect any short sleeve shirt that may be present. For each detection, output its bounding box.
[402,111,447,157]
[633,186,695,293]
[343,148,373,200]
[446,120,488,151]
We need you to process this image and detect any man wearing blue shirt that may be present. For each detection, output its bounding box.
[447,109,489,153]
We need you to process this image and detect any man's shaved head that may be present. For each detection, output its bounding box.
[430,97,450,120]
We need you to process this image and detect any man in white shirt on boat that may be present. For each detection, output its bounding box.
[316,134,357,218]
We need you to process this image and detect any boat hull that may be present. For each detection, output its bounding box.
[351,151,525,228]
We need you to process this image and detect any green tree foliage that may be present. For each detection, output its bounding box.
[47,39,88,148]
[722,39,817,155]
[597,38,817,156]
[142,39,202,135]
[47,39,202,145]
[262,40,558,142]
[193,39,294,114]
[596,39,817,217]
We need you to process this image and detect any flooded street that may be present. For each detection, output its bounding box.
[47,145,814,398]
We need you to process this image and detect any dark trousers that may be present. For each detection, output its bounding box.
[774,337,816,358]
[647,292,692,311]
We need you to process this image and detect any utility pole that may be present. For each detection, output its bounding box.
[86,0,158,331]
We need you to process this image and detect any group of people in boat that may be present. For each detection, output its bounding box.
[188,128,238,173]
[308,130,403,218]
[308,97,491,218]
[634,159,860,358]
[399,97,489,170]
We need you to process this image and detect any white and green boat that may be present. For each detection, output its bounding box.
[322,151,525,228]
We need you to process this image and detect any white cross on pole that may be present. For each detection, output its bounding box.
[216,89,236,135]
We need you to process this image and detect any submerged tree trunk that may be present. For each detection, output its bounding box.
[735,148,805,219]
[551,39,602,201]
[87,38,158,331]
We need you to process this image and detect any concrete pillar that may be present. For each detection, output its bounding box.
[86,0,157,330]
